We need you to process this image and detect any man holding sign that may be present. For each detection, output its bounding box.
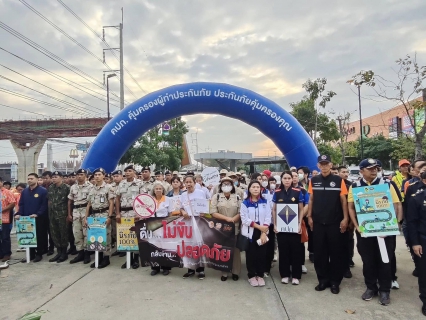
[348,159,401,306]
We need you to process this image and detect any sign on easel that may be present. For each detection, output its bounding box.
[117,218,138,251]
[16,217,37,247]
[87,217,107,251]
[276,204,299,233]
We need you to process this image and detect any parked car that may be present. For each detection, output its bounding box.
[348,166,360,182]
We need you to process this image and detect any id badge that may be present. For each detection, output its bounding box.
[100,196,105,203]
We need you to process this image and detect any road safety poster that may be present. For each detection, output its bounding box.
[16,217,37,247]
[352,184,400,237]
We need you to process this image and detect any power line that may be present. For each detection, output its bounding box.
[0,47,120,107]
[17,0,134,102]
[0,103,46,117]
[57,0,146,96]
[0,20,123,102]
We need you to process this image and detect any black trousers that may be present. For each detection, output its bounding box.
[67,221,75,247]
[246,229,267,278]
[418,237,426,305]
[152,266,171,271]
[34,216,47,256]
[305,217,314,253]
[188,267,204,273]
[344,229,355,270]
[300,243,306,265]
[313,222,345,286]
[264,224,275,273]
[277,232,302,279]
[388,236,397,281]
[356,233,393,292]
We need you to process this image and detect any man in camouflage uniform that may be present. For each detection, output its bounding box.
[84,168,114,269]
[110,169,124,257]
[115,165,147,269]
[140,166,153,194]
[66,171,78,255]
[48,171,71,263]
[68,169,93,264]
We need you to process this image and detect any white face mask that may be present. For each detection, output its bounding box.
[298,173,304,181]
[221,185,232,193]
[261,181,268,188]
[269,184,276,190]
[376,172,383,178]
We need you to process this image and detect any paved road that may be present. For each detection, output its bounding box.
[1,234,423,320]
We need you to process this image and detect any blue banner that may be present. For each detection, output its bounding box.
[87,217,107,251]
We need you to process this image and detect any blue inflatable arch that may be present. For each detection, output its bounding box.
[82,82,319,172]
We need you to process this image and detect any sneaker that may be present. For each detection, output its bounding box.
[362,289,378,301]
[302,265,308,274]
[183,271,195,279]
[257,277,265,287]
[264,272,270,278]
[281,277,289,284]
[248,277,259,287]
[292,278,300,285]
[198,272,206,280]
[413,268,419,277]
[391,280,399,289]
[378,291,390,306]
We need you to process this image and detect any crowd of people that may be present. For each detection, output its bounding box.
[0,155,426,316]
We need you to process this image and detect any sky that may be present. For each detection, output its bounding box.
[0,0,425,165]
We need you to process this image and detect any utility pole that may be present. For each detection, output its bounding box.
[337,116,346,165]
[191,129,199,171]
[103,8,124,110]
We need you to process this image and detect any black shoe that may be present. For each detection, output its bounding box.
[343,269,352,278]
[118,252,126,257]
[67,246,78,255]
[47,248,54,256]
[221,276,228,281]
[413,268,419,277]
[163,270,170,276]
[362,289,378,301]
[309,253,314,263]
[121,261,128,269]
[90,253,104,268]
[132,262,139,269]
[111,251,120,257]
[315,283,330,291]
[422,304,426,316]
[49,249,62,262]
[183,271,195,279]
[57,248,68,263]
[349,260,355,268]
[151,269,160,276]
[232,274,239,281]
[98,256,110,269]
[198,272,206,280]
[83,251,91,264]
[132,255,139,269]
[378,291,390,306]
[70,251,85,264]
[33,255,42,263]
[330,285,340,294]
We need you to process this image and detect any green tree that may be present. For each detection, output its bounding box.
[317,142,342,164]
[290,98,340,143]
[361,135,393,165]
[119,117,188,170]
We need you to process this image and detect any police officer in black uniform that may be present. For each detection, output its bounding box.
[407,170,426,316]
[307,155,349,294]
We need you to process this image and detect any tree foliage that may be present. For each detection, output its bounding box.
[119,117,188,171]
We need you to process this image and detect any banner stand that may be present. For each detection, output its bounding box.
[126,252,131,269]
[95,251,99,268]
[377,237,389,263]
[26,248,30,263]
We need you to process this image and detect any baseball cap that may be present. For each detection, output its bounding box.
[359,158,379,169]
[317,155,331,163]
[263,170,271,177]
[398,159,410,167]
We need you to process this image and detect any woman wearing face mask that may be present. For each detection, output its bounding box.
[297,167,310,190]
[180,176,209,280]
[273,171,304,285]
[150,182,172,276]
[210,176,242,281]
[240,180,271,287]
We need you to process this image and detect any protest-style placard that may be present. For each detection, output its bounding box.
[168,196,181,214]
[352,184,400,237]
[191,198,209,214]
[201,167,220,186]
[133,194,157,218]
[276,204,299,233]
[16,217,37,248]
[87,217,107,251]
[117,217,139,251]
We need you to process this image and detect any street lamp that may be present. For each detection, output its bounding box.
[106,74,117,121]
[356,84,364,159]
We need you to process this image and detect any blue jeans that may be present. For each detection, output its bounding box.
[0,224,12,257]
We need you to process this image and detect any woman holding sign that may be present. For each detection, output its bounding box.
[150,182,172,276]
[240,180,271,287]
[211,176,242,281]
[272,171,304,285]
[180,176,209,280]
[166,177,184,216]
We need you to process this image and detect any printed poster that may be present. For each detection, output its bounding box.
[17,217,37,247]
[276,204,299,233]
[352,184,400,237]
[87,217,107,251]
[117,218,139,251]
[135,216,235,272]
[168,196,181,215]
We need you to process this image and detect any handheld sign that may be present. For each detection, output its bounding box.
[133,194,157,219]
[276,204,299,233]
[201,167,220,186]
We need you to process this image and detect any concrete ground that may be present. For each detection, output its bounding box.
[1,234,423,320]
